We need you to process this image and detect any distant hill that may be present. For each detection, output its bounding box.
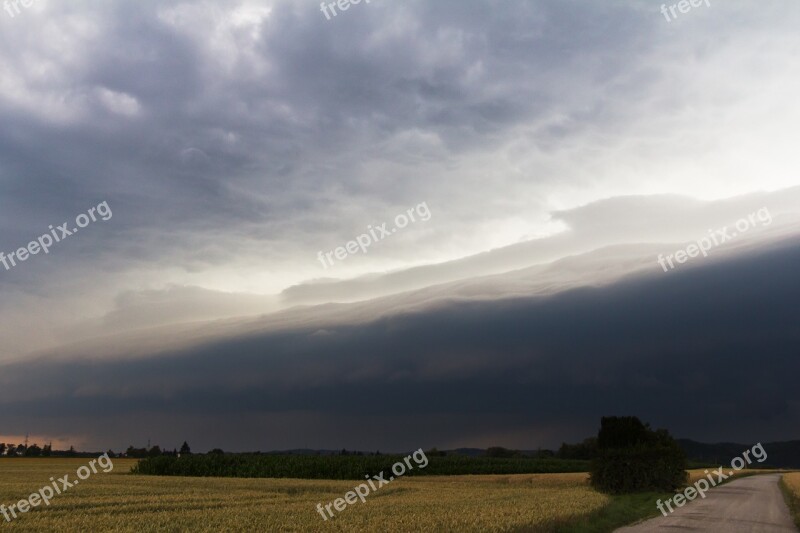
[257,447,540,458]
[269,448,495,457]
[678,439,800,469]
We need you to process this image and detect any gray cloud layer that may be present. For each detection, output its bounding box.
[1,0,800,449]
[1,235,798,451]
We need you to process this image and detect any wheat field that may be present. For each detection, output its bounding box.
[0,459,607,532]
[782,472,800,528]
[2,459,789,532]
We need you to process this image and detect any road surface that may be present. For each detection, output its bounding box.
[616,474,797,532]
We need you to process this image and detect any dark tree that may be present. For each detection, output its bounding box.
[558,438,598,460]
[590,416,687,494]
[25,444,42,457]
[486,447,518,458]
[180,442,191,455]
[126,446,148,458]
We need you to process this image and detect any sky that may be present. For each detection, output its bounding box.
[0,0,799,452]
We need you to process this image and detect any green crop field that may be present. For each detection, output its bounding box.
[131,454,590,479]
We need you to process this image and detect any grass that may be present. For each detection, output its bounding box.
[780,472,800,529]
[548,468,785,533]
[545,491,671,533]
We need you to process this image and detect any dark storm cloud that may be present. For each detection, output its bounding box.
[2,0,640,245]
[1,238,798,450]
[3,0,783,281]
[0,0,679,349]
[2,0,800,360]
[2,0,800,452]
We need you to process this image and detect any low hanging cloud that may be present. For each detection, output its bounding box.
[1,233,798,451]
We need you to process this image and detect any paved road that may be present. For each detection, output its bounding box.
[616,474,797,532]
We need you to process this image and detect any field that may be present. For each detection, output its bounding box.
[131,454,590,479]
[0,459,784,532]
[0,459,613,532]
[781,472,800,528]
[686,468,781,485]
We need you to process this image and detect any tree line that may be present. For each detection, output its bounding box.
[0,443,101,457]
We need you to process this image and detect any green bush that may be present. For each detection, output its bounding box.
[590,416,687,494]
[590,446,687,493]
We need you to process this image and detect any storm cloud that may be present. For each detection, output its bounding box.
[1,0,799,451]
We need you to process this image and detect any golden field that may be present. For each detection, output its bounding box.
[783,471,800,497]
[0,459,608,532]
[782,471,800,497]
[686,467,781,485]
[0,459,789,532]
[782,472,800,527]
